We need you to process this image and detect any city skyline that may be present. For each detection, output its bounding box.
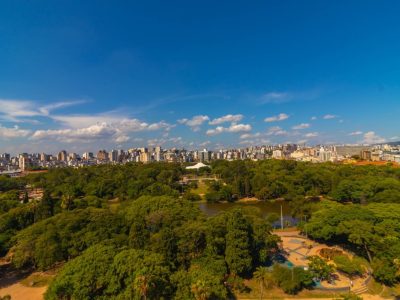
[1,1,400,154]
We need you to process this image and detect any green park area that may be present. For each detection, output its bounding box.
[0,160,400,299]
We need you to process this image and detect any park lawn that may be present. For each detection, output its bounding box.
[190,180,209,199]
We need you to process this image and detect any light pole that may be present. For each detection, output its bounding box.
[304,215,308,239]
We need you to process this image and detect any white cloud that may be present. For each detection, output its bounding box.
[206,123,252,136]
[240,132,261,139]
[264,113,289,123]
[259,92,290,104]
[199,141,211,147]
[38,100,87,116]
[297,139,308,144]
[266,126,288,136]
[31,118,174,143]
[361,131,386,144]
[147,136,183,146]
[50,114,123,128]
[323,114,337,120]
[52,111,175,132]
[390,136,399,140]
[304,132,319,138]
[311,116,317,120]
[0,99,85,122]
[348,131,363,136]
[178,115,209,131]
[0,125,31,138]
[292,123,310,130]
[209,114,243,125]
[115,135,130,143]
[239,138,270,145]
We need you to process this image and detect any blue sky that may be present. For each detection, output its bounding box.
[0,1,399,154]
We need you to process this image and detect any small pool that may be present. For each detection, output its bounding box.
[314,280,322,287]
[283,261,294,268]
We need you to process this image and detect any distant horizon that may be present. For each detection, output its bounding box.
[0,1,399,154]
[3,141,399,157]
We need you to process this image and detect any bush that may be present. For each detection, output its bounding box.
[319,248,343,260]
[183,192,202,202]
[334,255,364,277]
[272,264,313,294]
[205,191,222,203]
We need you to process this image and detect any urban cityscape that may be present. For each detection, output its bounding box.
[1,142,399,174]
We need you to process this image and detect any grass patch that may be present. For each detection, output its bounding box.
[20,273,53,287]
[366,278,384,295]
[190,180,209,199]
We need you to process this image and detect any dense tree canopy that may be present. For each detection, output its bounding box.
[305,201,400,284]
[0,160,399,297]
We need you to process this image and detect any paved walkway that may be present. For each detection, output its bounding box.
[275,231,370,294]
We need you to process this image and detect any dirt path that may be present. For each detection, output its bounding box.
[0,260,49,300]
[0,283,46,300]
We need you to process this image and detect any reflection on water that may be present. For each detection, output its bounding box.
[198,200,298,228]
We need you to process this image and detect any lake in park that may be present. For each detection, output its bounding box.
[198,200,298,228]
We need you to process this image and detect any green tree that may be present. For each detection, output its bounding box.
[333,255,364,278]
[253,266,273,300]
[308,256,335,281]
[225,209,252,276]
[271,264,313,294]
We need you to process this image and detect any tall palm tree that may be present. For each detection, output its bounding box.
[253,266,273,300]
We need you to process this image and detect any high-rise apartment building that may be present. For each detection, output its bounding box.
[97,150,108,161]
[109,150,118,162]
[18,154,29,171]
[0,153,10,161]
[40,153,49,162]
[154,146,162,162]
[57,150,67,162]
[82,152,94,160]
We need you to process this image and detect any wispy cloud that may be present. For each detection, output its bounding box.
[348,131,363,136]
[39,100,87,115]
[264,113,289,122]
[304,132,319,138]
[323,114,337,120]
[240,132,261,139]
[259,92,291,104]
[292,123,310,130]
[258,88,322,105]
[178,115,209,132]
[147,136,183,147]
[0,99,86,123]
[266,126,288,136]
[209,114,243,125]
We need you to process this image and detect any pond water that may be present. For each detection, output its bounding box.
[198,200,298,228]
